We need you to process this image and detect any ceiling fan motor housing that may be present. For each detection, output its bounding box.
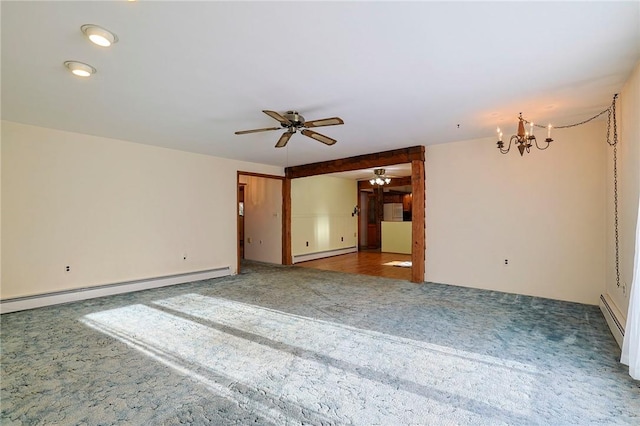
[283,111,305,128]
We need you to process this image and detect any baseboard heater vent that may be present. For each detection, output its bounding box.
[0,267,231,314]
[293,246,357,264]
[599,294,625,348]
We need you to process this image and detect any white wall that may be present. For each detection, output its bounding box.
[0,124,2,291]
[291,175,357,257]
[1,121,282,299]
[606,62,640,317]
[239,174,282,264]
[426,121,606,305]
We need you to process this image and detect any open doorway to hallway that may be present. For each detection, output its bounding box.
[237,172,284,274]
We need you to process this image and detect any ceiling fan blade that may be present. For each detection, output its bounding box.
[263,110,291,125]
[275,131,293,148]
[304,117,344,128]
[301,129,337,146]
[235,127,281,135]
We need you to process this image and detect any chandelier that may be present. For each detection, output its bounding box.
[497,113,553,156]
[369,168,391,186]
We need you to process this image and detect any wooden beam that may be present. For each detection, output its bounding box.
[286,146,425,179]
[282,177,292,265]
[411,159,425,283]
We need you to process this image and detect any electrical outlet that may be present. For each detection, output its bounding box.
[341,236,344,242]
[183,253,187,260]
[504,259,509,266]
[65,265,70,272]
[306,241,309,247]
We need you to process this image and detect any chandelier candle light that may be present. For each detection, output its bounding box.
[496,113,553,156]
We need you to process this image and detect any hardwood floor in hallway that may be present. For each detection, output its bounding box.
[295,250,412,281]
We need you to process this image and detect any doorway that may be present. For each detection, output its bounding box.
[366,192,380,248]
[238,183,245,260]
[237,172,285,274]
[284,146,425,283]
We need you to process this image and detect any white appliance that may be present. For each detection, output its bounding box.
[383,203,404,222]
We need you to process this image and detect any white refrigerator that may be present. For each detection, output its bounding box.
[383,203,404,222]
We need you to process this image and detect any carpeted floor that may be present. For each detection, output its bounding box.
[1,261,638,425]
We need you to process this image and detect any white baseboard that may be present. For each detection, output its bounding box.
[599,293,626,348]
[0,267,231,314]
[292,247,357,264]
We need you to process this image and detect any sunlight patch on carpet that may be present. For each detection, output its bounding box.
[82,296,539,424]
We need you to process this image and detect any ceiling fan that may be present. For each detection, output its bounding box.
[235,110,344,148]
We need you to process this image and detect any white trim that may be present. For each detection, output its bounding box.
[292,247,357,264]
[599,293,626,348]
[0,267,231,314]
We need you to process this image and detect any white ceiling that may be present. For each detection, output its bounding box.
[2,1,639,169]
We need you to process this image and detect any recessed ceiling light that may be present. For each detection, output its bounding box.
[81,24,118,47]
[64,61,96,77]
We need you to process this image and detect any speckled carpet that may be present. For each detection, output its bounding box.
[1,262,639,425]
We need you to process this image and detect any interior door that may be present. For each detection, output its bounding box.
[366,193,379,248]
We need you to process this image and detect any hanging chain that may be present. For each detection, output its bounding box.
[523,104,611,129]
[607,94,620,287]
[553,107,611,129]
[507,95,621,286]
[522,95,621,287]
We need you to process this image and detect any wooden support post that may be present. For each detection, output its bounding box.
[411,159,425,283]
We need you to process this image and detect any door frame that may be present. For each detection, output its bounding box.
[237,171,286,274]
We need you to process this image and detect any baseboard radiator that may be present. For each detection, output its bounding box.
[0,267,231,314]
[292,246,357,264]
[599,294,626,348]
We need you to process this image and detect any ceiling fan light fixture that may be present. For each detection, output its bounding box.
[81,24,118,47]
[370,168,391,186]
[64,61,96,77]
